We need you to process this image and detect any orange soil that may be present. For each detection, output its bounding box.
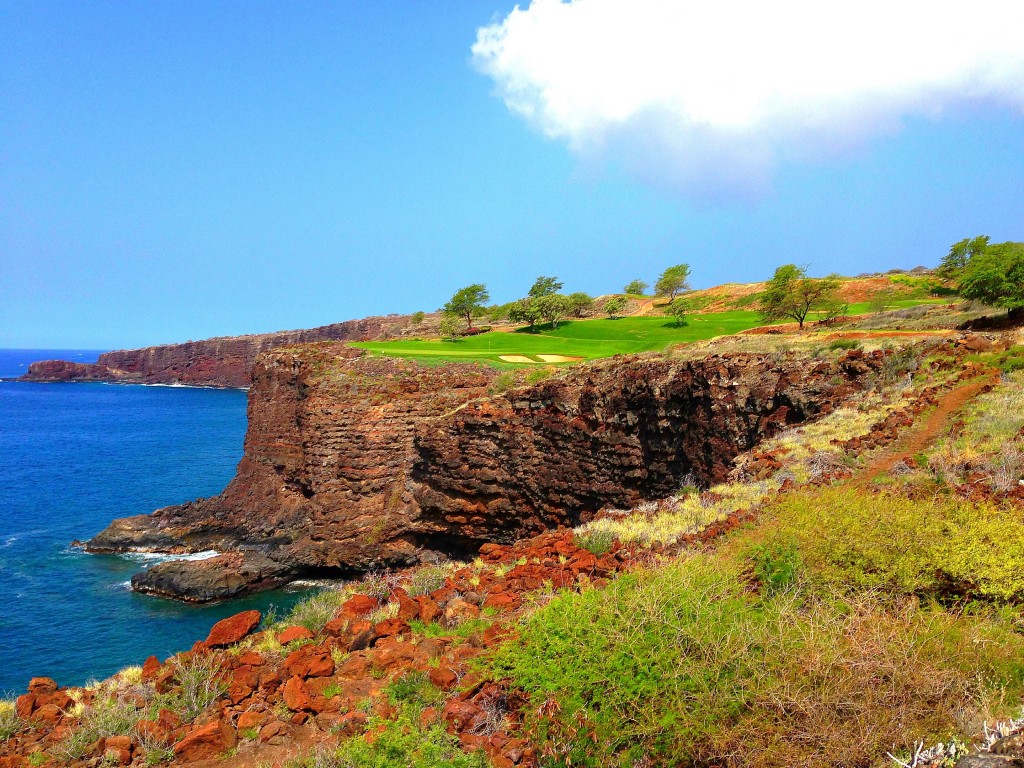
[854,372,998,486]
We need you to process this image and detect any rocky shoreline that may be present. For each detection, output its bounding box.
[17,315,414,388]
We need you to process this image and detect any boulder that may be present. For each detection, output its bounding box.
[282,677,313,712]
[276,625,314,645]
[205,609,262,647]
[173,720,228,762]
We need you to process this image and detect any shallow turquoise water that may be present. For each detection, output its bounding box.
[0,350,314,694]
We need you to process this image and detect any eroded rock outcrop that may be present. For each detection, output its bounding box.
[19,315,411,388]
[86,345,879,600]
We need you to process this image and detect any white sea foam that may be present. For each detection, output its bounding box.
[119,549,221,566]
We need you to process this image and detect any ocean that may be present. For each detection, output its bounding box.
[0,349,314,695]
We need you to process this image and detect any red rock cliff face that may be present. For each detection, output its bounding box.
[20,316,409,388]
[87,346,875,600]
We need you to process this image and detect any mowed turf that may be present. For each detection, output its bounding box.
[352,299,949,366]
[353,311,764,364]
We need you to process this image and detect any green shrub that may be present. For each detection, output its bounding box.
[826,338,860,351]
[765,487,1024,602]
[54,695,141,760]
[574,528,615,556]
[488,371,518,395]
[0,701,23,741]
[153,653,226,723]
[484,556,1024,768]
[384,671,442,708]
[283,588,349,633]
[410,311,426,325]
[747,539,802,594]
[289,706,487,768]
[525,367,554,385]
[406,565,448,597]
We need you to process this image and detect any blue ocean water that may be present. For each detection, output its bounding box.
[0,350,313,695]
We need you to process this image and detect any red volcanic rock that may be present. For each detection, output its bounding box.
[282,646,334,679]
[14,695,34,720]
[27,678,57,696]
[141,655,161,681]
[444,598,481,628]
[173,720,229,762]
[393,588,419,622]
[428,666,459,691]
[338,594,379,620]
[416,595,442,623]
[205,609,262,647]
[237,709,268,731]
[282,677,313,712]
[237,650,265,667]
[276,625,314,645]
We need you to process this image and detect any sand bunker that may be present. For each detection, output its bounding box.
[497,354,584,363]
[536,355,583,363]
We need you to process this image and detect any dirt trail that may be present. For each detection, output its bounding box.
[854,372,998,486]
[629,299,655,316]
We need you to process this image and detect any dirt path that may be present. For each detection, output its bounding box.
[629,298,655,316]
[853,372,997,486]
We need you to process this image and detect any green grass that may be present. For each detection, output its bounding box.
[354,301,949,366]
[484,554,1024,768]
[353,312,769,365]
[286,705,488,768]
[760,486,1024,602]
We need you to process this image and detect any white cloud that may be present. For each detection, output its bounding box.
[472,0,1024,196]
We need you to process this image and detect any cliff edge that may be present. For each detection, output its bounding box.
[19,315,412,388]
[86,344,880,600]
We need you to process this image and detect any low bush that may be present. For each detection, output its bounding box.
[0,700,22,741]
[153,653,226,723]
[525,367,553,385]
[826,338,860,350]
[384,671,442,708]
[764,486,1024,602]
[574,528,615,555]
[283,588,351,633]
[53,694,141,760]
[406,564,449,597]
[485,556,1024,768]
[488,371,518,395]
[286,706,487,768]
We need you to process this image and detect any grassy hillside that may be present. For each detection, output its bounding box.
[354,298,947,365]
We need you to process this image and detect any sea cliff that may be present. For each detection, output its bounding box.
[86,343,880,600]
[19,316,412,388]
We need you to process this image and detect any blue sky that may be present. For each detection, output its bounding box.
[2,1,1023,349]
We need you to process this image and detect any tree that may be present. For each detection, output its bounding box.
[508,298,542,330]
[528,276,563,299]
[438,315,464,340]
[623,279,648,296]
[665,298,689,327]
[955,240,1024,320]
[566,292,595,318]
[758,265,843,330]
[937,236,990,281]
[604,296,627,319]
[410,311,425,325]
[535,294,570,328]
[442,284,490,329]
[654,264,691,301]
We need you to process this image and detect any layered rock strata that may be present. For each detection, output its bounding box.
[87,345,879,600]
[19,315,410,388]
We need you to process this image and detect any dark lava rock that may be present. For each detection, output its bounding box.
[131,552,292,603]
